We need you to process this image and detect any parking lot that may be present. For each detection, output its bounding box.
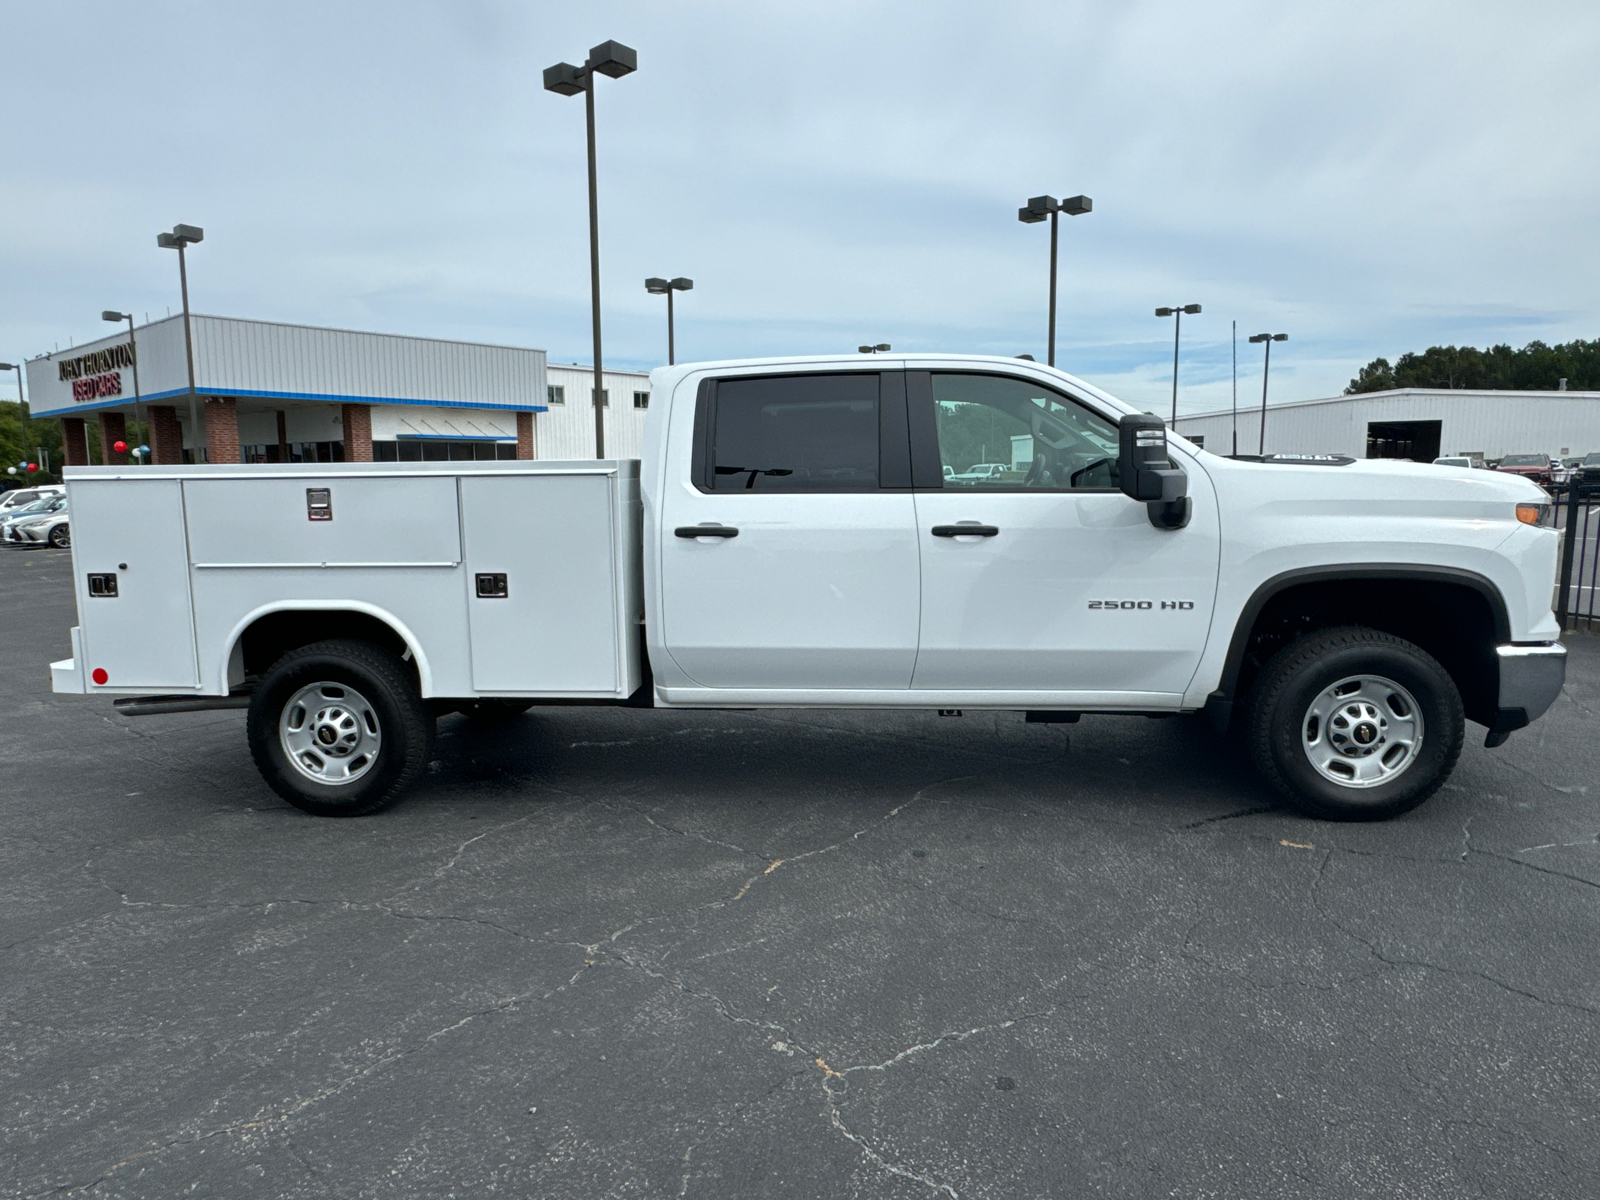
[3,545,1597,1199]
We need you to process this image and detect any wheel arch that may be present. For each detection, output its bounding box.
[222,603,434,695]
[1214,565,1510,727]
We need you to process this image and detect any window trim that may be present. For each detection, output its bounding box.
[690,370,907,495]
[907,369,1123,494]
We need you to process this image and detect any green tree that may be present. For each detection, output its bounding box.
[0,402,66,486]
[1347,337,1600,393]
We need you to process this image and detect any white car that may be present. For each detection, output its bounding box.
[0,485,64,519]
[950,462,1009,482]
[1,496,69,547]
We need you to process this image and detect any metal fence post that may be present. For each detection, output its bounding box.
[1555,478,1580,630]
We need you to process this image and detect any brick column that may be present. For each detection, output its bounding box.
[341,403,373,463]
[97,411,129,465]
[516,411,536,460]
[203,397,241,464]
[61,418,89,466]
[148,406,183,465]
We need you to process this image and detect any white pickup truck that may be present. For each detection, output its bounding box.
[51,354,1566,821]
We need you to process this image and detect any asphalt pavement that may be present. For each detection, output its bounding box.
[3,545,1598,1199]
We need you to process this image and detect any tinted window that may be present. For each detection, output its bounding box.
[1585,453,1600,465]
[711,373,879,491]
[1500,455,1544,466]
[6,491,40,505]
[931,373,1119,490]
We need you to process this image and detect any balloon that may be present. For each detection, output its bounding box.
[5,467,15,475]
[26,463,37,472]
[114,440,128,453]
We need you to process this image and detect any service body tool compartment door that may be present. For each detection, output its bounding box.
[658,370,920,689]
[460,472,632,695]
[70,479,199,690]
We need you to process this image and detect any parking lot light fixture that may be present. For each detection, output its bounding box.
[1018,193,1091,368]
[1248,332,1288,455]
[857,344,891,354]
[645,276,693,365]
[1154,303,1201,425]
[0,362,22,409]
[102,311,143,459]
[157,225,204,460]
[545,40,638,458]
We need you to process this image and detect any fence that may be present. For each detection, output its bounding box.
[1552,480,1598,632]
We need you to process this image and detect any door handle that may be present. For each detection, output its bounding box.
[675,524,739,539]
[932,524,999,538]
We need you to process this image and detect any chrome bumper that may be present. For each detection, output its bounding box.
[1485,642,1567,747]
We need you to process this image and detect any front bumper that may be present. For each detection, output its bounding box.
[1484,642,1567,747]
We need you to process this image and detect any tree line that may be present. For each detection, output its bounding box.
[1346,338,1600,394]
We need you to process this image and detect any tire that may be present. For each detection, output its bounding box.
[48,523,69,549]
[247,639,433,817]
[1248,625,1463,821]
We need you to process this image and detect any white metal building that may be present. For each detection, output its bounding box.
[25,315,650,466]
[1173,388,1600,462]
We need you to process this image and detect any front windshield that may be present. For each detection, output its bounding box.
[1500,455,1544,466]
[7,497,63,518]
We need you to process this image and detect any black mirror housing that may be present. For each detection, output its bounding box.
[1118,412,1190,530]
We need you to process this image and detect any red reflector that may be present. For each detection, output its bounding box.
[91,668,108,685]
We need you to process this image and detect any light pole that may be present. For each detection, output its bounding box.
[102,311,142,460]
[644,277,692,365]
[1018,194,1091,367]
[1154,303,1201,425]
[545,40,638,458]
[1248,333,1288,455]
[0,362,21,409]
[157,224,204,460]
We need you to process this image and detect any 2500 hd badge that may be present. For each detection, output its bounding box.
[1088,600,1195,610]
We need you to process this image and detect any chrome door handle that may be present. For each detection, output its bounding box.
[931,524,999,538]
[675,524,739,539]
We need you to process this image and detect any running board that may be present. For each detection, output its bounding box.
[113,694,253,717]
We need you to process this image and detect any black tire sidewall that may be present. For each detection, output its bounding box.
[1259,636,1462,821]
[49,524,69,548]
[247,642,427,817]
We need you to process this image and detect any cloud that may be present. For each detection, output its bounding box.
[3,0,1596,414]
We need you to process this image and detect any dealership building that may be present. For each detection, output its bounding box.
[1174,387,1600,462]
[24,315,652,466]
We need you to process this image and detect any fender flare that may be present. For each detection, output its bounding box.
[1212,563,1511,704]
[218,601,435,696]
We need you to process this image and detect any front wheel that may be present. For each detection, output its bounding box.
[1248,626,1463,821]
[247,639,433,817]
[48,523,70,548]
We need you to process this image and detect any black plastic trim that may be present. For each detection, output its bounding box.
[1212,564,1513,702]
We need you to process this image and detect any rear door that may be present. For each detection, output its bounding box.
[71,479,199,690]
[658,370,921,689]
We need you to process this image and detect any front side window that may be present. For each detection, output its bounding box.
[931,373,1119,490]
[710,373,879,491]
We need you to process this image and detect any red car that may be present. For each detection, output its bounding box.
[1496,453,1555,487]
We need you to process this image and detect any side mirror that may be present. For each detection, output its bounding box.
[1118,413,1190,530]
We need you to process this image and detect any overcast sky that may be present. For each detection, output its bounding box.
[4,0,1598,415]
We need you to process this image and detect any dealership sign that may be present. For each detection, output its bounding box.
[56,343,135,404]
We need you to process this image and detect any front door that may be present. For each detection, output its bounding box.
[658,369,921,690]
[909,370,1220,699]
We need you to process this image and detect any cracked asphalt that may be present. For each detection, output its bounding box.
[3,546,1598,1199]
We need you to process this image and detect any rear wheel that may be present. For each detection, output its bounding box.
[1248,625,1463,821]
[247,639,433,817]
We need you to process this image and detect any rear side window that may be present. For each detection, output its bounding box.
[708,373,880,491]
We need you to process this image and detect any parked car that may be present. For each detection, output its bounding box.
[950,462,1010,483]
[1432,456,1475,468]
[0,485,64,519]
[3,507,69,548]
[1,499,70,550]
[1578,452,1600,497]
[1496,454,1555,487]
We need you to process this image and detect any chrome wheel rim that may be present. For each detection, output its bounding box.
[1301,674,1424,789]
[279,681,381,786]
